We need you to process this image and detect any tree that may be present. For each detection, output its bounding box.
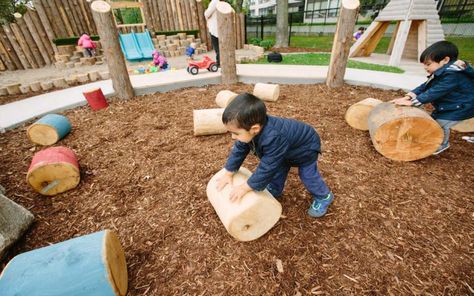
[274,0,288,48]
[0,0,31,24]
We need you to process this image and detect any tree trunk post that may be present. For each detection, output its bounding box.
[91,1,134,100]
[326,0,360,88]
[196,0,210,50]
[217,1,237,84]
[275,0,289,48]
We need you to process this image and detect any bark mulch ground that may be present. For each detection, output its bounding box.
[1,83,473,295]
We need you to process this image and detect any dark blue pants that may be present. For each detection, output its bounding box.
[266,159,330,200]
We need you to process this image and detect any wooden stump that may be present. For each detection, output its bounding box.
[0,88,7,96]
[65,76,78,85]
[253,83,280,102]
[193,108,227,136]
[0,230,127,296]
[80,57,96,66]
[29,82,42,92]
[52,78,68,89]
[6,84,21,95]
[40,81,53,91]
[91,1,134,100]
[326,0,360,88]
[368,103,443,161]
[451,117,474,133]
[27,147,80,196]
[206,167,282,241]
[345,98,383,130]
[88,71,100,82]
[27,114,72,146]
[76,74,90,83]
[216,90,238,108]
[19,85,31,94]
[99,71,110,80]
[217,1,237,84]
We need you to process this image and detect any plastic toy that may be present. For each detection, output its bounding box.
[132,65,159,75]
[187,55,218,75]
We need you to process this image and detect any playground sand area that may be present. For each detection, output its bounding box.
[1,83,473,295]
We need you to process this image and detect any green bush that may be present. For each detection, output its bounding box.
[53,35,100,46]
[249,37,262,46]
[259,39,275,50]
[154,30,199,37]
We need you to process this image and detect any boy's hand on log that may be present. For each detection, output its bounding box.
[454,60,466,69]
[391,97,413,106]
[229,183,252,203]
[216,170,234,191]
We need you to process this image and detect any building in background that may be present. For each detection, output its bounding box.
[248,0,305,16]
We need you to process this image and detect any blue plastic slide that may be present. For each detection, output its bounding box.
[119,30,155,61]
[134,31,155,59]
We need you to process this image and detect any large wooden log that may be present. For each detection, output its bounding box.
[451,117,474,133]
[141,0,154,32]
[183,0,192,30]
[0,35,16,70]
[326,0,360,88]
[368,103,443,161]
[216,90,238,108]
[217,1,237,84]
[193,108,227,136]
[27,114,72,146]
[164,0,175,30]
[14,13,44,67]
[190,0,200,30]
[0,187,34,259]
[207,167,282,241]
[345,98,383,130]
[27,146,80,195]
[28,8,56,57]
[55,0,75,36]
[63,0,80,36]
[176,0,184,30]
[253,83,280,102]
[195,0,209,50]
[156,0,168,31]
[4,23,31,69]
[0,230,127,296]
[32,1,58,55]
[91,1,134,100]
[0,58,5,71]
[0,26,23,70]
[78,0,94,35]
[22,12,51,65]
[39,0,64,38]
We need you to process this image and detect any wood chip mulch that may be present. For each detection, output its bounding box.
[1,83,473,295]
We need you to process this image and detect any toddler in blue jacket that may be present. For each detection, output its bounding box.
[393,41,474,154]
[216,93,334,218]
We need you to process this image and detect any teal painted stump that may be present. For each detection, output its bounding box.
[0,230,128,296]
[27,114,71,145]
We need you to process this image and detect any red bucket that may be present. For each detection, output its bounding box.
[83,88,109,111]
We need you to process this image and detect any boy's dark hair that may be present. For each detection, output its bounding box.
[358,27,365,31]
[420,41,458,63]
[222,93,267,130]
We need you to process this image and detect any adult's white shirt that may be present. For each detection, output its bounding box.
[205,0,219,38]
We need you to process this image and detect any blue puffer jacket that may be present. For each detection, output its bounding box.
[224,116,321,191]
[185,46,195,57]
[409,62,474,121]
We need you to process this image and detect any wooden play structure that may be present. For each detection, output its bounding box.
[345,98,383,130]
[349,0,445,66]
[0,230,127,296]
[368,103,443,161]
[27,146,80,196]
[207,167,282,241]
[253,83,280,102]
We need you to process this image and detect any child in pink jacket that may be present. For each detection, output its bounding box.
[78,33,97,57]
[152,50,168,70]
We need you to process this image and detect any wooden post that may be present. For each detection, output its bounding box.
[22,12,51,65]
[14,13,44,67]
[217,2,237,84]
[78,0,94,35]
[32,1,58,55]
[0,26,23,69]
[39,0,63,38]
[91,1,134,100]
[29,8,56,57]
[184,0,192,30]
[176,0,184,30]
[190,0,200,30]
[8,23,35,68]
[63,0,79,36]
[0,35,16,70]
[142,0,154,33]
[164,0,174,30]
[326,0,360,88]
[196,0,209,50]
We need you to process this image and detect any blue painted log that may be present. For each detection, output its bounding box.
[27,114,71,145]
[0,230,128,296]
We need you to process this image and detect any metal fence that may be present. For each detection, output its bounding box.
[245,0,474,42]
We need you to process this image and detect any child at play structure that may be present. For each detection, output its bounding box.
[353,27,365,41]
[77,32,97,57]
[392,41,474,155]
[185,43,197,61]
[152,50,168,70]
[216,93,334,218]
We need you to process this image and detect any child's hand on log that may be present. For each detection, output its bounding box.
[229,183,252,203]
[216,170,234,191]
[454,60,466,69]
[391,97,413,106]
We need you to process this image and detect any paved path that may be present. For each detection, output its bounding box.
[0,64,426,131]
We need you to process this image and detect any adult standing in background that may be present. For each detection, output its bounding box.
[205,0,220,67]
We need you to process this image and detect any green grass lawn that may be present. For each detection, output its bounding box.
[247,52,404,73]
[261,35,474,64]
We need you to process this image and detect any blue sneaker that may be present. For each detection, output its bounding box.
[308,192,334,218]
[432,143,450,155]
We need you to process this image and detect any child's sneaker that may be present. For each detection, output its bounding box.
[308,192,334,218]
[432,143,450,155]
[462,136,474,143]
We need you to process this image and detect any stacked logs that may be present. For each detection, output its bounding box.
[152,33,207,58]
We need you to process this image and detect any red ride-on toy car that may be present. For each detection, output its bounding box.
[187,55,218,75]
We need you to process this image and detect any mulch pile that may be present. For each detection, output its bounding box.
[1,83,473,295]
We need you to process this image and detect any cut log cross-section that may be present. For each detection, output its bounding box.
[368,102,443,161]
[206,167,282,241]
[345,98,383,130]
[193,108,227,136]
[216,90,238,108]
[253,83,280,102]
